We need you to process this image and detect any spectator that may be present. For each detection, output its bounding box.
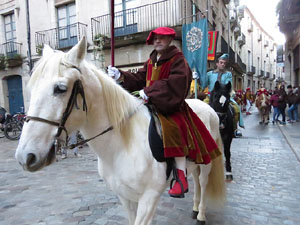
[277,85,287,124]
[270,90,279,124]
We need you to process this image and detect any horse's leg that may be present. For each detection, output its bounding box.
[119,197,138,225]
[134,190,161,225]
[196,163,212,225]
[223,138,233,180]
[191,166,201,219]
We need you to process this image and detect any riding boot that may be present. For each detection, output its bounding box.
[168,169,188,198]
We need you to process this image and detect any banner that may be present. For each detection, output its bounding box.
[182,18,208,88]
[207,31,218,61]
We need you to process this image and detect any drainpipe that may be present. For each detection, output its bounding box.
[110,0,115,66]
[25,0,33,71]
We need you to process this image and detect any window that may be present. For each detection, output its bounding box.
[4,13,17,54]
[248,50,252,70]
[114,0,137,36]
[257,57,260,72]
[4,13,16,42]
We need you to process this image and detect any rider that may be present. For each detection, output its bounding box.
[200,54,244,137]
[108,27,221,198]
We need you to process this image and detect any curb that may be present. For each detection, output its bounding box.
[277,123,300,162]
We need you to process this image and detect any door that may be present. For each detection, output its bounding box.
[7,75,24,115]
[57,3,77,49]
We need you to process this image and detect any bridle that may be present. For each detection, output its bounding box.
[25,79,113,150]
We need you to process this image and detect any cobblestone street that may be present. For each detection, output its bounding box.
[1,108,300,225]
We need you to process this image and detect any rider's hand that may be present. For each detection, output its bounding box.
[192,71,199,79]
[107,65,120,81]
[139,89,148,102]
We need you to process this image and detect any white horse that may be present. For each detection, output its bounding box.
[15,38,225,225]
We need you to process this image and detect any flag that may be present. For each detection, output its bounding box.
[207,31,218,61]
[182,19,208,88]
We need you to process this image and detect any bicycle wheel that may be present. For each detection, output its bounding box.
[4,121,22,140]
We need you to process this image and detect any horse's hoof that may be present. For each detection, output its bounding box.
[191,211,198,219]
[196,220,206,225]
[226,174,233,181]
[259,121,263,125]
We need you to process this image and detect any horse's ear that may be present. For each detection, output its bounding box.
[214,81,221,90]
[225,82,232,92]
[66,36,87,64]
[42,45,54,58]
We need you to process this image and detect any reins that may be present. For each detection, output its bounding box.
[25,79,113,150]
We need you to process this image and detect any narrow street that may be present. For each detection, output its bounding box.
[0,107,300,225]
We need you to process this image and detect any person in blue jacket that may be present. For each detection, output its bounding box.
[201,54,244,136]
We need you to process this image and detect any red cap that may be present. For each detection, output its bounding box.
[246,88,250,91]
[146,27,176,45]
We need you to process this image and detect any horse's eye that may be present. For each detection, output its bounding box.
[54,84,68,95]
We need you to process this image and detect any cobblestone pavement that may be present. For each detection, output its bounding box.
[1,107,300,225]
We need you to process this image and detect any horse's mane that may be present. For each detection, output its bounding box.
[89,65,142,130]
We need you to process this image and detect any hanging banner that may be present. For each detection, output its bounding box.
[207,31,219,61]
[182,18,208,88]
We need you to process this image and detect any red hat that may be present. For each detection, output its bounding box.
[146,27,176,45]
[246,88,250,91]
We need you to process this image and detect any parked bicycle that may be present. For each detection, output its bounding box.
[0,106,25,140]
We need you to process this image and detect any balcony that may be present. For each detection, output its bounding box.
[264,71,270,79]
[269,74,276,81]
[247,23,253,32]
[35,22,87,51]
[264,40,269,47]
[237,34,246,46]
[91,0,181,40]
[257,70,264,77]
[0,41,23,69]
[257,34,262,41]
[247,65,256,75]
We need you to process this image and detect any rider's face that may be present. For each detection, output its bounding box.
[153,35,172,54]
[216,59,227,70]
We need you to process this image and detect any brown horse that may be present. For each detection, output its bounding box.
[255,93,271,125]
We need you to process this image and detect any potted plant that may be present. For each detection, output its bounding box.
[36,44,43,56]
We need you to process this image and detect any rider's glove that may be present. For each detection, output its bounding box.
[139,89,148,102]
[107,65,120,81]
[192,71,199,79]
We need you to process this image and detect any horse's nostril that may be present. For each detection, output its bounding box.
[26,153,36,167]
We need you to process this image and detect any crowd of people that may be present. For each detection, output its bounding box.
[231,84,300,125]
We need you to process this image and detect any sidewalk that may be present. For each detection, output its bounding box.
[277,121,300,162]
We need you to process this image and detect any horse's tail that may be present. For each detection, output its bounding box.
[206,132,226,208]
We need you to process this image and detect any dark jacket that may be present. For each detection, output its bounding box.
[277,88,287,109]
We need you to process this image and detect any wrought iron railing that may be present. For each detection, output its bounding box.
[258,70,264,77]
[35,22,87,51]
[91,0,181,39]
[0,41,22,58]
[251,65,256,74]
[236,54,246,72]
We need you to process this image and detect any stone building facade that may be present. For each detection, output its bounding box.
[0,0,246,113]
[240,7,277,92]
[278,0,300,87]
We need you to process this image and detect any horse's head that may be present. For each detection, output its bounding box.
[15,37,90,172]
[209,81,231,113]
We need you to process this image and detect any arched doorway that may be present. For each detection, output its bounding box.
[6,75,24,114]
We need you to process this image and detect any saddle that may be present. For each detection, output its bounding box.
[146,104,174,179]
